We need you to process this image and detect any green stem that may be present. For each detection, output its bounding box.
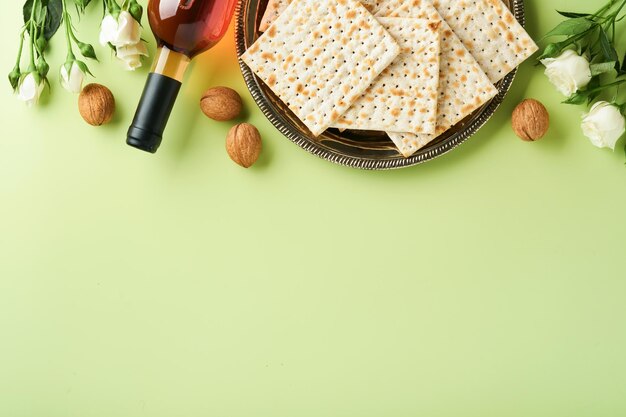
[27,0,38,68]
[588,79,626,94]
[559,29,594,50]
[69,25,79,43]
[612,20,616,42]
[14,28,26,68]
[61,0,75,59]
[594,0,615,18]
[609,0,626,21]
[599,0,626,41]
[33,19,40,59]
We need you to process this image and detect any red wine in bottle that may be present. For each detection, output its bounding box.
[127,0,237,153]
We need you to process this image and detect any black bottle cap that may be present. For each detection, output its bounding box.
[127,73,182,154]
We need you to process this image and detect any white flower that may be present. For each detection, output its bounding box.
[100,11,148,70]
[581,101,625,150]
[116,42,149,71]
[17,72,44,107]
[115,11,141,46]
[60,62,85,93]
[541,50,592,97]
[99,14,119,46]
[99,11,141,48]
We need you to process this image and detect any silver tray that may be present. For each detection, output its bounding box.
[235,0,525,170]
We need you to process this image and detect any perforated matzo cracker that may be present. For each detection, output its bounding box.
[373,0,406,17]
[259,0,290,33]
[332,17,441,134]
[359,0,387,13]
[381,0,498,157]
[242,0,400,136]
[432,0,538,83]
[259,0,383,33]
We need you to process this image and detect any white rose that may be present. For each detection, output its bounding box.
[116,42,149,71]
[17,72,44,107]
[581,101,625,150]
[115,11,142,46]
[99,11,141,48]
[99,14,119,46]
[60,62,85,93]
[541,50,592,97]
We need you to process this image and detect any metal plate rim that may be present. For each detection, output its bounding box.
[235,0,525,170]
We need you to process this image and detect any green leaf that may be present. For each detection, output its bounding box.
[557,11,590,19]
[590,61,616,76]
[587,76,601,104]
[563,92,588,105]
[538,43,561,60]
[543,17,595,38]
[75,0,92,10]
[43,0,62,41]
[24,0,63,41]
[75,60,94,77]
[599,28,621,73]
[23,0,42,26]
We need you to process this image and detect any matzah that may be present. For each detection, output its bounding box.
[258,0,383,32]
[360,0,387,13]
[242,0,400,136]
[374,0,406,17]
[259,0,290,33]
[432,0,538,83]
[382,0,498,157]
[332,16,441,134]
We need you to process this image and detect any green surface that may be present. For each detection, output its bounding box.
[1,0,626,416]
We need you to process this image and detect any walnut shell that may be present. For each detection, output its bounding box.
[512,99,550,141]
[78,84,115,126]
[226,123,262,168]
[201,87,243,121]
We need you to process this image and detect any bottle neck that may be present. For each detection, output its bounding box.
[151,46,191,82]
[126,46,189,153]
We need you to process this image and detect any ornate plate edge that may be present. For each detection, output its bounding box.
[235,0,526,170]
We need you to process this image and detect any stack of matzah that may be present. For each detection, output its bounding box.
[242,0,538,158]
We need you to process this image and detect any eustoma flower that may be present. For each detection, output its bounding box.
[581,102,626,150]
[99,9,148,70]
[541,50,592,97]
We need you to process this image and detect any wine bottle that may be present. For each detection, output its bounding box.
[127,0,237,153]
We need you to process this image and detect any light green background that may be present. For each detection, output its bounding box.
[1,0,625,416]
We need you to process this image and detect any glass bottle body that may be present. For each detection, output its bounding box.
[127,0,237,153]
[148,0,236,58]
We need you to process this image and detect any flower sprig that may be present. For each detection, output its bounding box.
[100,0,148,70]
[9,0,61,106]
[60,0,98,93]
[8,0,148,106]
[539,0,626,154]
